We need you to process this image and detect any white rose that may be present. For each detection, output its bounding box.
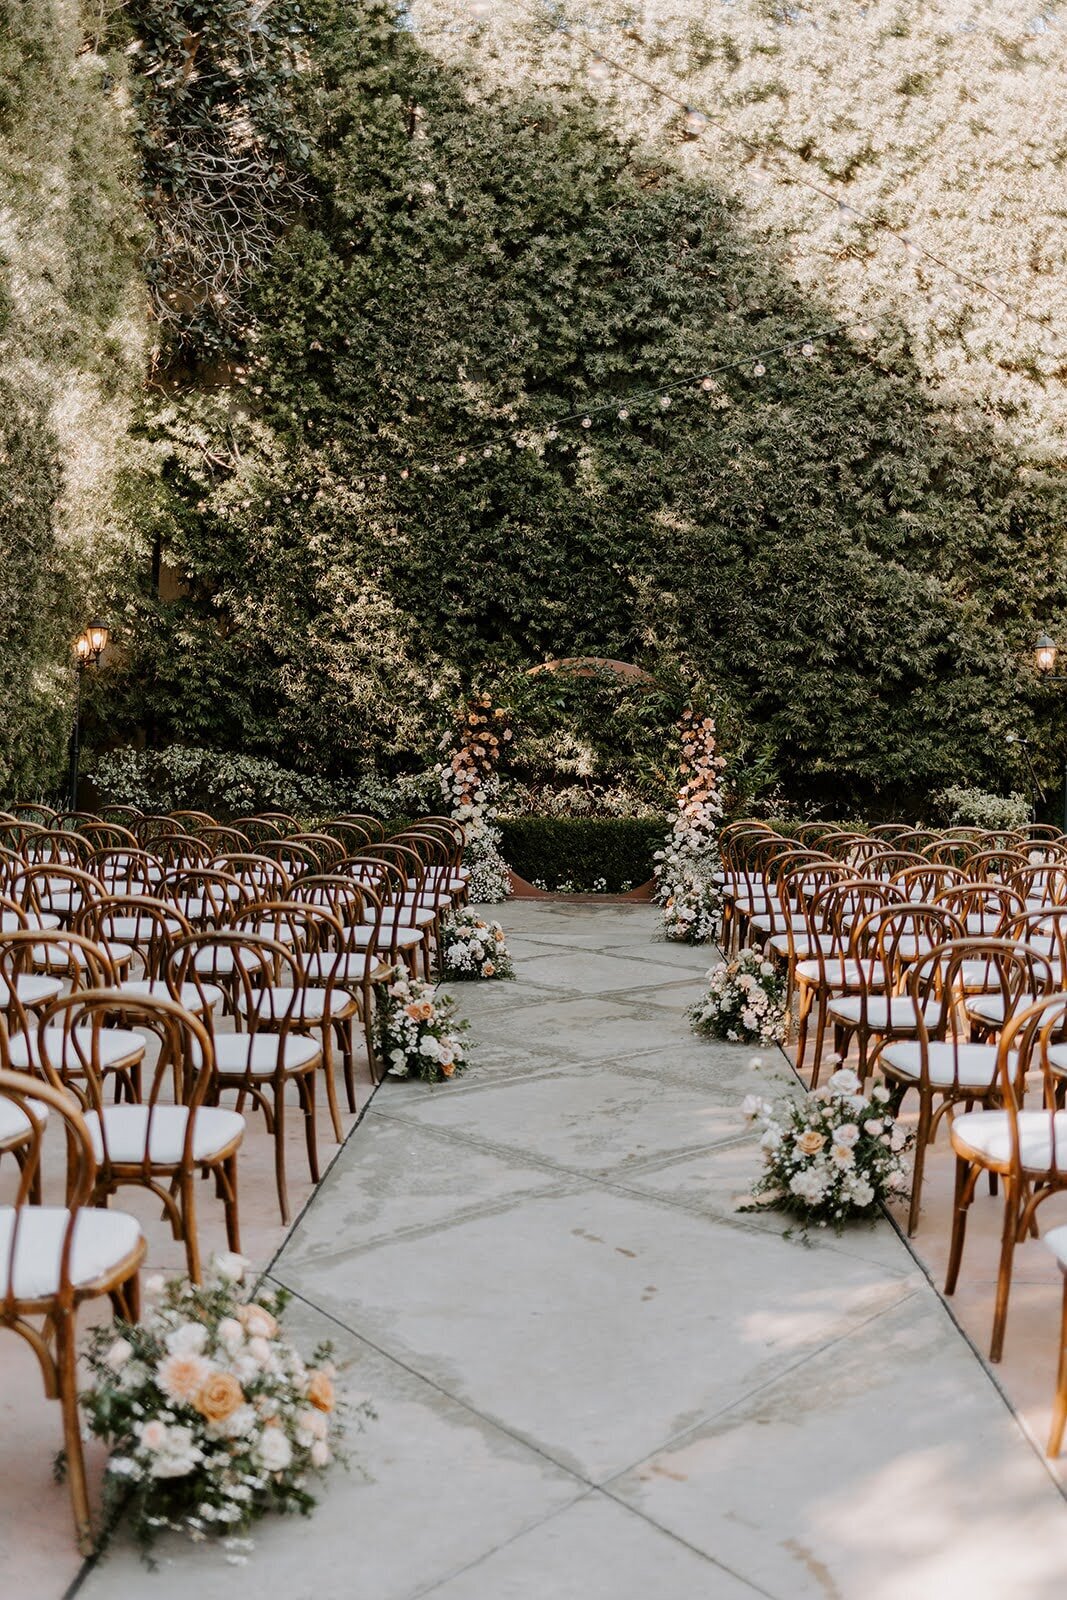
[419,1035,441,1059]
[834,1123,860,1148]
[138,1419,168,1452]
[257,1427,293,1472]
[212,1251,248,1284]
[310,1439,331,1468]
[166,1321,209,1356]
[105,1337,133,1371]
[217,1317,244,1352]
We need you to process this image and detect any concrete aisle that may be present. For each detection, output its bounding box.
[81,902,1067,1599]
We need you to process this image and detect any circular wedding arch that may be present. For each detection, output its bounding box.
[504,656,665,900]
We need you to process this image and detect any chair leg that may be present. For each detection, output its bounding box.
[274,1090,290,1225]
[1048,1275,1067,1457]
[56,1310,93,1555]
[990,1178,1020,1363]
[907,1094,933,1237]
[299,1072,320,1184]
[223,1153,241,1254]
[810,994,829,1088]
[179,1171,202,1284]
[944,1155,972,1295]
[795,985,812,1070]
[320,1028,344,1143]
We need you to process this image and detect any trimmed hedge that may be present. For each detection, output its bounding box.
[498,816,665,894]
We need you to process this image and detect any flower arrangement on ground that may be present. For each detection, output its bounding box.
[441,910,514,979]
[374,968,469,1080]
[741,1065,911,1231]
[689,946,787,1043]
[76,1253,358,1561]
[654,708,726,942]
[437,695,514,902]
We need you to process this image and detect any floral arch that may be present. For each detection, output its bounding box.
[436,661,726,926]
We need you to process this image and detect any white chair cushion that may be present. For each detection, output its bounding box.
[114,980,223,1011]
[0,911,59,933]
[238,985,357,1023]
[880,1040,1007,1089]
[369,906,436,928]
[7,1026,145,1072]
[349,925,422,949]
[953,1109,1067,1171]
[0,1095,48,1147]
[85,1104,245,1165]
[965,994,1039,1027]
[0,974,63,1008]
[0,1205,142,1299]
[795,959,885,989]
[213,1031,320,1078]
[750,912,809,934]
[98,915,184,941]
[303,951,379,982]
[828,997,943,1031]
[33,941,134,969]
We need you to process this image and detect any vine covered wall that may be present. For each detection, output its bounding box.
[3,0,1066,814]
[0,0,148,795]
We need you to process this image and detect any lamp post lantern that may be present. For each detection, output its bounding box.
[68,620,109,810]
[1032,632,1067,831]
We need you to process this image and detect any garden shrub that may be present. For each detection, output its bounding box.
[931,786,1031,832]
[499,816,666,893]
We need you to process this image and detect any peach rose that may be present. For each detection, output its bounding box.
[195,1371,245,1424]
[795,1129,825,1156]
[238,1302,278,1339]
[440,1060,456,1078]
[157,1352,212,1404]
[307,1370,335,1412]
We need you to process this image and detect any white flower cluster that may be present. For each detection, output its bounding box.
[80,1254,353,1556]
[654,712,726,943]
[375,969,468,1081]
[441,910,514,980]
[742,1065,911,1229]
[462,810,512,904]
[690,947,787,1044]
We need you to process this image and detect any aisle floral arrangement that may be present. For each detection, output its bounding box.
[437,695,513,902]
[741,1065,911,1231]
[441,910,514,980]
[654,708,726,942]
[77,1254,358,1561]
[374,969,469,1080]
[690,947,787,1043]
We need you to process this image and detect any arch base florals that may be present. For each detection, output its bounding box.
[436,695,512,904]
[654,709,726,942]
[75,1253,361,1561]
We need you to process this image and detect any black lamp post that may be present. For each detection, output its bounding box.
[1032,632,1067,830]
[67,620,109,810]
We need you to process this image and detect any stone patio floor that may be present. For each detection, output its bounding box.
[20,901,1067,1596]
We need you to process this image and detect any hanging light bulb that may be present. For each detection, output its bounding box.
[581,416,593,428]
[431,463,441,474]
[800,341,815,356]
[617,407,630,420]
[483,446,493,457]
[700,376,715,390]
[546,428,559,440]
[400,467,410,479]
[587,55,612,83]
[659,394,672,408]
[682,107,708,137]
[752,362,766,377]
[457,453,467,466]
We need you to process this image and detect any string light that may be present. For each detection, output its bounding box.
[469,0,492,15]
[581,415,593,427]
[682,107,708,137]
[586,55,612,83]
[752,362,766,376]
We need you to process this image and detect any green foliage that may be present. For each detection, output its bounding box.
[88,742,437,819]
[499,816,665,892]
[97,0,1067,812]
[931,786,1031,831]
[0,0,146,797]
